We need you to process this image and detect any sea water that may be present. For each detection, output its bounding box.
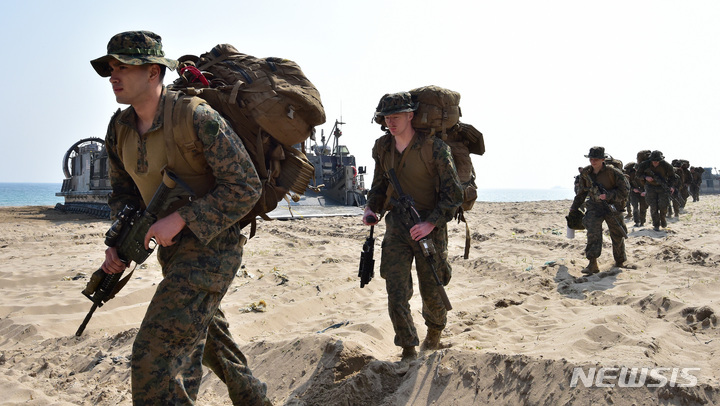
[0,183,64,207]
[0,183,575,207]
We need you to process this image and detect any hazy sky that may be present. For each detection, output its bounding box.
[1,0,718,189]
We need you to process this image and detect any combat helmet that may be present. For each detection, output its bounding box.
[374,92,418,123]
[636,149,651,164]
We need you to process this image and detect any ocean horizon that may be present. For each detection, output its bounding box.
[0,183,576,207]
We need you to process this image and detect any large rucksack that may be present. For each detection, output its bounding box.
[167,44,325,235]
[374,85,484,212]
[374,85,485,258]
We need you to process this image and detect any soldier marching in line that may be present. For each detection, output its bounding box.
[689,166,705,202]
[624,162,648,227]
[363,92,463,364]
[569,147,630,274]
[668,160,685,218]
[635,150,678,232]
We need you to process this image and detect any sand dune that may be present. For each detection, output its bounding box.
[0,197,718,405]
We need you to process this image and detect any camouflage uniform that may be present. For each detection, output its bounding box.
[571,161,629,266]
[680,161,691,206]
[689,167,704,202]
[366,133,463,349]
[97,31,270,406]
[668,164,684,217]
[635,152,678,230]
[624,162,647,226]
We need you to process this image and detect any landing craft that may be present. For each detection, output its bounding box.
[700,167,720,194]
[301,119,367,206]
[55,138,112,217]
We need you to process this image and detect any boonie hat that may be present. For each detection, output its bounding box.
[650,150,664,161]
[584,146,607,159]
[91,31,178,77]
[374,92,419,117]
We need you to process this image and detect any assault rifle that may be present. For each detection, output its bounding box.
[75,171,194,336]
[650,172,683,207]
[582,172,628,238]
[357,217,376,288]
[387,168,452,311]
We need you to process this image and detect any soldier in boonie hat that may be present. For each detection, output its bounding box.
[91,30,178,77]
[374,92,419,118]
[649,150,664,162]
[584,146,607,160]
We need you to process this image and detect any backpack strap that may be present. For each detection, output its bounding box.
[164,90,208,174]
[421,135,471,259]
[420,136,438,183]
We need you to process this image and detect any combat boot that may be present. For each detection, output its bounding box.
[421,328,442,351]
[581,258,600,275]
[401,346,417,363]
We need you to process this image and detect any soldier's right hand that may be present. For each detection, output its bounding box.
[102,246,128,274]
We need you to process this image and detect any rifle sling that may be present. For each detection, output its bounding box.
[381,136,414,214]
[109,266,136,298]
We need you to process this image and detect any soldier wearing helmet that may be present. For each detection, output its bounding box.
[635,150,678,231]
[363,92,463,364]
[624,161,648,227]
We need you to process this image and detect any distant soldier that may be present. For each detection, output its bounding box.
[668,160,685,218]
[680,160,691,206]
[636,150,678,231]
[621,161,633,219]
[689,166,705,202]
[625,162,647,227]
[569,146,630,274]
[605,156,631,219]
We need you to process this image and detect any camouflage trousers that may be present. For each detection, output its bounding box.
[645,186,670,228]
[680,185,689,207]
[669,191,682,216]
[629,191,647,225]
[582,204,627,263]
[690,184,700,202]
[380,211,451,348]
[131,224,269,406]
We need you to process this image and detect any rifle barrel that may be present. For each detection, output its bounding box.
[75,303,98,337]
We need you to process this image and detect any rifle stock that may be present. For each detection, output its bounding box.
[387,168,452,311]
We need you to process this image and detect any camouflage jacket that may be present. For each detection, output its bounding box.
[367,132,463,228]
[105,87,262,245]
[571,163,629,212]
[635,159,678,190]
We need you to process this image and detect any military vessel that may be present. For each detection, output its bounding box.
[55,137,112,217]
[700,167,720,194]
[301,119,368,206]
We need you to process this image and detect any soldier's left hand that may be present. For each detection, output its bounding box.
[145,211,186,248]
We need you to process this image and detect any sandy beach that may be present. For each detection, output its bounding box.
[1,196,719,405]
